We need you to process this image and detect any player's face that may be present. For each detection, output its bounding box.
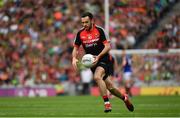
[81,16,93,31]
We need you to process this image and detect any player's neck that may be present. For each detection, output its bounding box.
[86,24,94,31]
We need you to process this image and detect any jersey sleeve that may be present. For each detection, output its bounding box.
[73,31,81,47]
[98,28,110,44]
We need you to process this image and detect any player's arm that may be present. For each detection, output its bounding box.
[72,31,81,70]
[122,56,127,67]
[97,42,111,60]
[95,27,111,62]
[113,57,120,74]
[93,41,111,65]
[122,50,127,67]
[72,46,79,70]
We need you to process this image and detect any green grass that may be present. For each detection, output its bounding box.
[0,95,180,117]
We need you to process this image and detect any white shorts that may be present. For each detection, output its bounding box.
[123,72,132,81]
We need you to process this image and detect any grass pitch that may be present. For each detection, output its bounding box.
[0,95,179,117]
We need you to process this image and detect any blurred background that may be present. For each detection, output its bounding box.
[0,0,179,97]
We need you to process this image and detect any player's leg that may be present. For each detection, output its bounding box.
[107,76,115,98]
[104,77,134,112]
[123,72,133,97]
[125,80,132,97]
[94,66,111,112]
[104,77,124,100]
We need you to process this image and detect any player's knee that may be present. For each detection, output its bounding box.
[106,82,114,90]
[93,75,102,82]
[105,78,114,90]
[106,83,114,90]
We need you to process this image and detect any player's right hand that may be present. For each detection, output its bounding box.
[72,57,79,70]
[92,55,99,66]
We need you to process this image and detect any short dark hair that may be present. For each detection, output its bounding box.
[81,12,93,19]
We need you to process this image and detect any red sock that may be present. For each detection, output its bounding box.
[102,95,109,102]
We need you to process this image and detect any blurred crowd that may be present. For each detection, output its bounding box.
[109,0,179,49]
[144,14,179,49]
[0,0,179,93]
[130,54,179,86]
